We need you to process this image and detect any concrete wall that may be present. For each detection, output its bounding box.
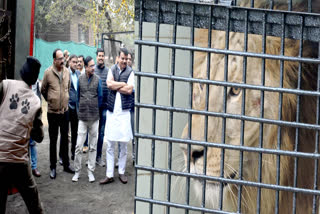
[14,0,32,79]
[135,20,199,214]
[70,14,94,46]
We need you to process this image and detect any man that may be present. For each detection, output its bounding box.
[59,54,80,164]
[94,48,109,167]
[77,55,85,75]
[100,47,134,185]
[29,79,42,177]
[68,55,80,160]
[116,51,135,167]
[72,56,102,183]
[64,50,70,68]
[77,55,89,153]
[41,48,75,179]
[0,57,44,213]
[127,51,135,164]
[127,52,133,68]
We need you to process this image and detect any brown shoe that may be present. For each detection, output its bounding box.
[99,177,114,185]
[32,169,41,177]
[119,174,127,184]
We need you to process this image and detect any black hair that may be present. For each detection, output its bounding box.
[96,48,104,55]
[84,56,93,66]
[128,51,134,61]
[53,48,62,59]
[118,47,129,56]
[78,55,84,59]
[69,54,77,61]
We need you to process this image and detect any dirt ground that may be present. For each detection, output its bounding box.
[5,102,135,214]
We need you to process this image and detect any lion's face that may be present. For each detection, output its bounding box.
[180,29,313,212]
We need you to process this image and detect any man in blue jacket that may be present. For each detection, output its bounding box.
[68,54,80,160]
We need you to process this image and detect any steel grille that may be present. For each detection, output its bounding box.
[134,0,320,213]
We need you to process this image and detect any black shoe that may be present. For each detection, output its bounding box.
[59,157,63,166]
[64,165,75,173]
[50,169,56,179]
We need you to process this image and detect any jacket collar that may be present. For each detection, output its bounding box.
[69,67,79,75]
[52,64,65,77]
[116,64,127,73]
[20,80,31,89]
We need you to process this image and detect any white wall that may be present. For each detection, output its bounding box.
[135,20,201,214]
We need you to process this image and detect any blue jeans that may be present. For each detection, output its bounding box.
[29,139,37,170]
[96,108,107,160]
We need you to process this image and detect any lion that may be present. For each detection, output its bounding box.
[180,0,320,213]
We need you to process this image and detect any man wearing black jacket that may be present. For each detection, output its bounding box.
[94,48,109,167]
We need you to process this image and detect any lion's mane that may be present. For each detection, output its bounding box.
[181,1,320,213]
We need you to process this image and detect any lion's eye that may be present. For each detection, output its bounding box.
[229,87,241,96]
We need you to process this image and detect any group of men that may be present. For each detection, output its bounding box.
[0,47,134,213]
[42,47,135,184]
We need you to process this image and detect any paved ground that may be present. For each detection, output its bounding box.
[5,102,135,214]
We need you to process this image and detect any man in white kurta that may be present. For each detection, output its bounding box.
[100,48,134,185]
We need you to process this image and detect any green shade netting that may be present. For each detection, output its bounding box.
[34,38,98,80]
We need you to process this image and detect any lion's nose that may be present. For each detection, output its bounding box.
[192,149,204,162]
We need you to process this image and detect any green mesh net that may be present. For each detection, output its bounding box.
[34,39,98,80]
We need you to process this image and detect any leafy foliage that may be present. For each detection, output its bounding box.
[35,0,134,44]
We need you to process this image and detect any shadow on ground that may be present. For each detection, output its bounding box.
[6,125,135,214]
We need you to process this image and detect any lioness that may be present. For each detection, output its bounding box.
[181,0,320,213]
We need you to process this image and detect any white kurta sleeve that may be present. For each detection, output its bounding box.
[107,68,114,81]
[127,70,135,89]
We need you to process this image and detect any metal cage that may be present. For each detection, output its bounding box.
[134,0,320,213]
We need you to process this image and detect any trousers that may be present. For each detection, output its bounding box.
[47,112,70,169]
[69,108,78,158]
[29,138,38,169]
[0,162,43,214]
[96,108,107,160]
[106,140,128,178]
[74,120,99,173]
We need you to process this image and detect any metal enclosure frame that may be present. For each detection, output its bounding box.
[134,0,320,213]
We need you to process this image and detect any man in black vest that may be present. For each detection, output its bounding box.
[94,48,109,167]
[116,51,135,167]
[100,47,134,185]
[72,56,102,183]
[127,51,135,164]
